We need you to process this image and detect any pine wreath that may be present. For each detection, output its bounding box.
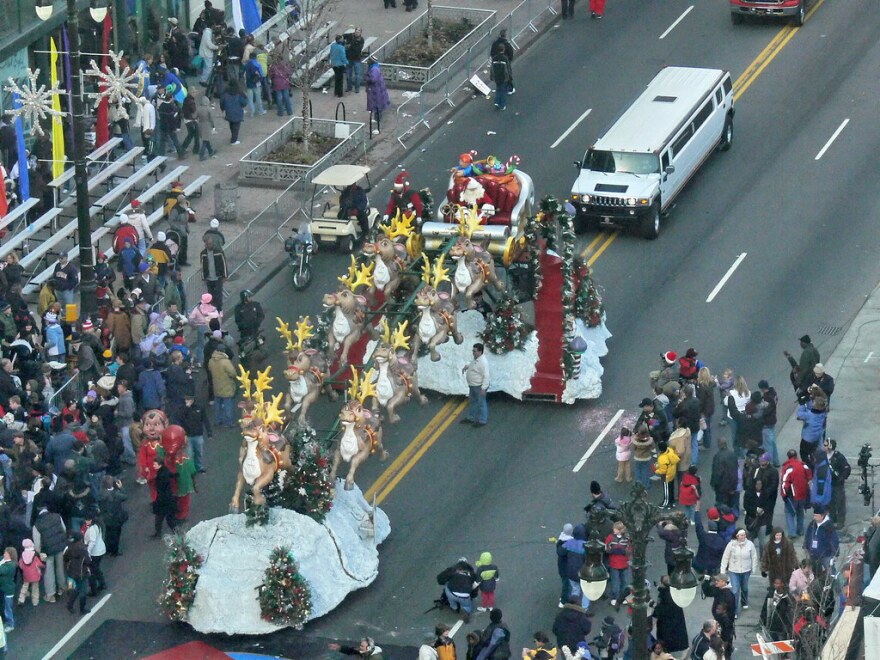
[480,294,532,354]
[257,545,313,629]
[158,532,203,622]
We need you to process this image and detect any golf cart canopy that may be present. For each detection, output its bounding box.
[311,164,372,188]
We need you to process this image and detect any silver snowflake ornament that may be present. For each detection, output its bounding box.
[85,50,140,107]
[3,68,66,137]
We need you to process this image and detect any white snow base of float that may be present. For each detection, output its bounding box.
[185,484,390,635]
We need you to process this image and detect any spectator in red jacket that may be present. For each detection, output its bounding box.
[781,449,812,538]
[605,521,631,607]
[679,465,701,523]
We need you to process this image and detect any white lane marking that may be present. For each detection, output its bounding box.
[815,118,849,160]
[449,619,464,637]
[42,593,112,660]
[706,253,747,303]
[866,351,875,363]
[551,108,592,149]
[659,5,694,40]
[573,409,624,472]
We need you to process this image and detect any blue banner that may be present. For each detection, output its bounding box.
[241,0,262,34]
[13,93,29,201]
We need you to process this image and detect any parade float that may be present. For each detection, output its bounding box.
[159,154,610,634]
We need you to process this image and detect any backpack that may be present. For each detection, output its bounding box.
[436,642,456,660]
[491,57,509,83]
[690,632,710,660]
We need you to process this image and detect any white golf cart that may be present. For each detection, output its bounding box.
[307,164,380,254]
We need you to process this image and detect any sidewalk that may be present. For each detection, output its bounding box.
[174,0,540,300]
[678,281,880,655]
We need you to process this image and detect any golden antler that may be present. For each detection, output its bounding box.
[379,317,391,345]
[457,204,483,238]
[276,317,296,351]
[262,392,286,427]
[381,209,416,240]
[237,364,253,401]
[293,316,315,351]
[431,253,450,289]
[338,255,358,289]
[351,261,375,291]
[421,253,432,284]
[391,320,411,351]
[347,367,363,401]
[357,368,377,404]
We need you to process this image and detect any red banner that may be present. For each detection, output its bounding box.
[95,13,112,147]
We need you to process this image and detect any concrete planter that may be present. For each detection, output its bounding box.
[240,117,367,186]
[372,6,496,90]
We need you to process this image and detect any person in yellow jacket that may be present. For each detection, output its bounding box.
[522,631,557,659]
[655,441,680,508]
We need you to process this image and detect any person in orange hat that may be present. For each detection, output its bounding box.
[451,151,477,178]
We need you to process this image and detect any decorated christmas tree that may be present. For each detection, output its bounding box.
[481,294,532,354]
[278,443,335,522]
[573,260,605,328]
[158,533,203,622]
[257,546,313,629]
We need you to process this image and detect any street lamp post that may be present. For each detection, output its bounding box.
[580,483,697,660]
[35,0,109,322]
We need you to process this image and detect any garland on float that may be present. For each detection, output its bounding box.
[278,443,334,522]
[257,545,313,629]
[481,294,532,354]
[573,259,605,328]
[158,533,203,622]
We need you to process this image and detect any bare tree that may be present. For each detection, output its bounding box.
[274,0,337,155]
[427,0,435,49]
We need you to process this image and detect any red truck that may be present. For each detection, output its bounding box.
[730,0,811,26]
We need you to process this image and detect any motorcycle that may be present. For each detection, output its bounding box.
[284,227,313,290]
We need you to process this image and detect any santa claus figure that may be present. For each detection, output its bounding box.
[459,177,493,209]
[137,409,167,502]
[384,170,424,220]
[161,424,197,521]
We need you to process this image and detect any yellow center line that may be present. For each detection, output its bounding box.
[366,2,828,504]
[364,399,458,502]
[587,231,618,266]
[376,400,469,504]
[580,231,607,259]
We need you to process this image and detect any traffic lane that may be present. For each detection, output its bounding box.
[377,0,782,206]
[303,395,620,646]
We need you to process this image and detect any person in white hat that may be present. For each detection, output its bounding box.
[202,218,226,248]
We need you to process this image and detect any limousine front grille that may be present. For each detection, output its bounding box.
[741,0,784,4]
[591,195,627,208]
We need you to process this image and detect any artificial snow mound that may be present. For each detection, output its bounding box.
[561,318,612,404]
[409,309,610,402]
[185,484,390,635]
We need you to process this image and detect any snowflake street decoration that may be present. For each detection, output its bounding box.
[85,50,140,107]
[3,69,66,137]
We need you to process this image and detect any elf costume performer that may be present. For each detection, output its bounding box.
[162,424,197,521]
[138,410,168,502]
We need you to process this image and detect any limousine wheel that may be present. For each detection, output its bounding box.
[642,203,661,240]
[719,117,733,152]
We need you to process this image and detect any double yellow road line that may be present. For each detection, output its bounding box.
[364,4,825,505]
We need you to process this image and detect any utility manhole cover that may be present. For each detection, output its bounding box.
[818,325,842,336]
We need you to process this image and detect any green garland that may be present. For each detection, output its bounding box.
[277,444,335,522]
[158,533,203,622]
[480,294,532,354]
[303,307,333,358]
[573,259,605,328]
[246,503,270,527]
[258,546,313,629]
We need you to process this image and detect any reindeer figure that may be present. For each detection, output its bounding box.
[322,258,374,366]
[229,366,292,513]
[362,211,419,299]
[412,253,463,361]
[370,318,427,423]
[330,368,388,490]
[277,316,336,426]
[449,205,505,309]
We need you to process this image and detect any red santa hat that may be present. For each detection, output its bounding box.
[459,152,474,164]
[393,171,411,191]
[81,318,94,332]
[131,199,142,208]
[707,506,720,520]
[663,351,677,365]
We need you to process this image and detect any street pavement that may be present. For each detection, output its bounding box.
[15,0,880,657]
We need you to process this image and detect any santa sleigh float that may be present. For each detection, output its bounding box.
[303,157,610,406]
